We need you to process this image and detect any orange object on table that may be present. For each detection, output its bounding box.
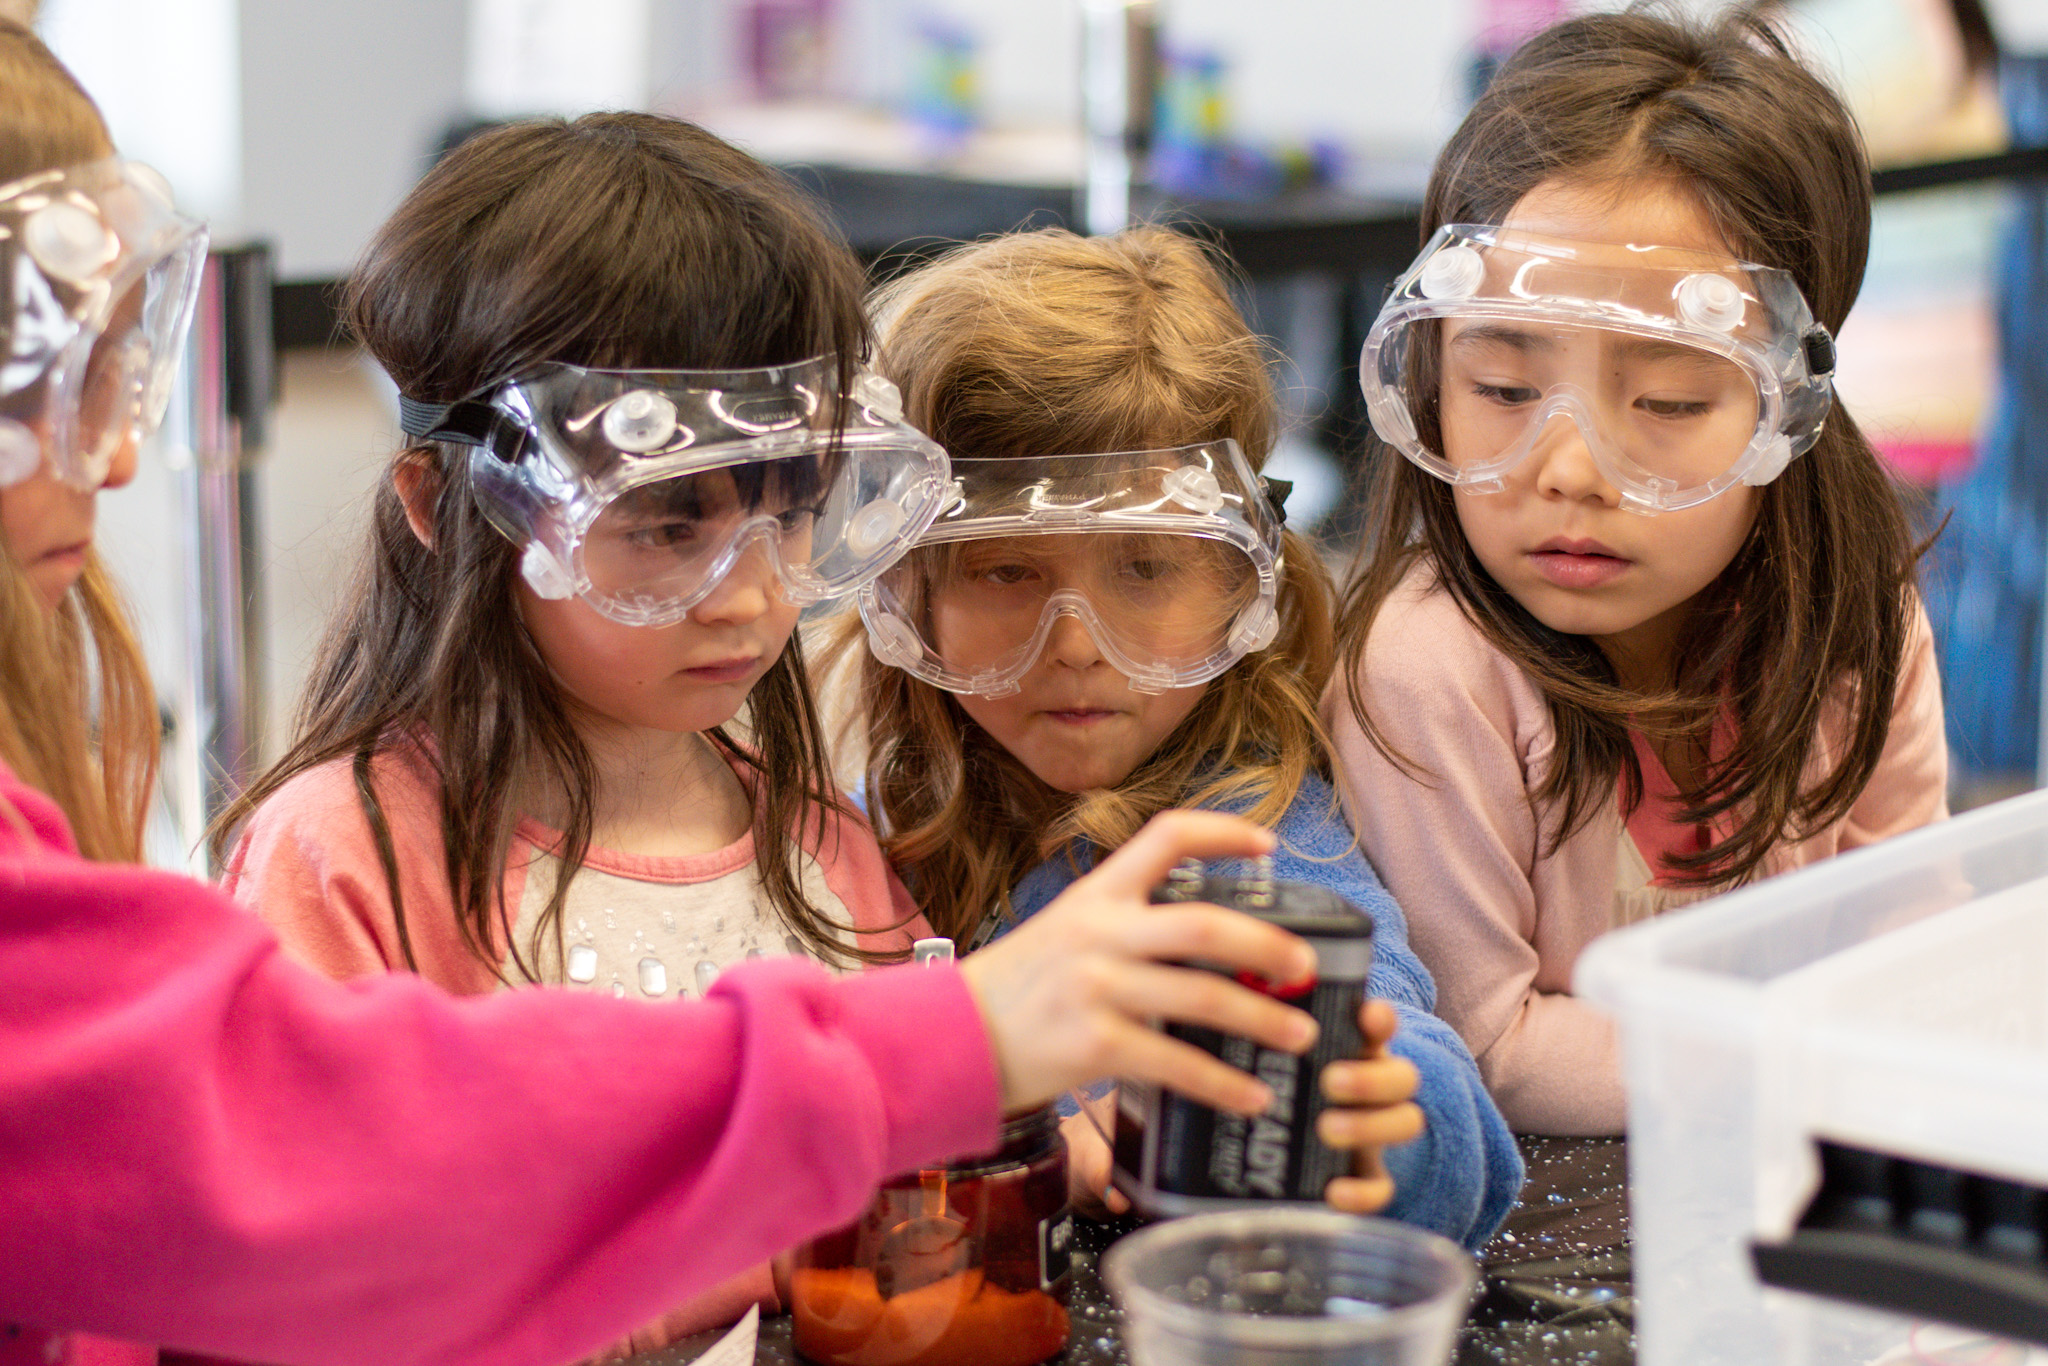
[790,1106,1071,1366]
[790,1266,1069,1366]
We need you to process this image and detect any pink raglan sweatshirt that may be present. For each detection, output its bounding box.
[0,760,999,1366]
[1322,565,1948,1137]
[217,748,934,1354]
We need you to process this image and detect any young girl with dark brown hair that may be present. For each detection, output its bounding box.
[834,225,1522,1251]
[214,113,970,1351]
[1328,4,1947,1346]
[1335,0,1945,1140]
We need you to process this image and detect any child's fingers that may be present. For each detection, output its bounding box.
[1324,1173,1397,1215]
[1074,1092,1131,1215]
[1096,1012,1276,1116]
[1105,957,1318,1056]
[1320,1055,1420,1107]
[1358,998,1400,1054]
[1083,810,1276,899]
[957,809,1312,1111]
[1062,1110,1119,1217]
[1114,904,1318,999]
[1317,1100,1425,1150]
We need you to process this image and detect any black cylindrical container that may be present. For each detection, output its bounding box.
[1114,863,1375,1217]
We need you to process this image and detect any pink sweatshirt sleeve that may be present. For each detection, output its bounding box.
[0,766,999,1366]
[217,756,793,1347]
[1323,576,1628,1135]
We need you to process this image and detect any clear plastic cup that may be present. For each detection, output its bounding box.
[1101,1209,1476,1366]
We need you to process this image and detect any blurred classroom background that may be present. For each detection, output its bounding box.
[24,0,2048,862]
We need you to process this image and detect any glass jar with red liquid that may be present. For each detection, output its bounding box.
[791,1105,1071,1366]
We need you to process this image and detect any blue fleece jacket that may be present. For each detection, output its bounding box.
[1006,772,1522,1251]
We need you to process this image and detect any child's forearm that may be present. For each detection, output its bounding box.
[0,807,999,1366]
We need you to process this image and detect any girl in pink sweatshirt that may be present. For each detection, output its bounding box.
[1323,8,1947,1348]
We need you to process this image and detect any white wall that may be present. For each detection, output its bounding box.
[841,0,1477,152]
[48,0,2047,288]
[1989,0,2048,53]
[1162,0,1475,151]
[54,0,1486,283]
[238,0,467,278]
[42,0,241,227]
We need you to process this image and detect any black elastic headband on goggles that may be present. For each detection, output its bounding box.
[1261,476,1291,525]
[398,393,522,460]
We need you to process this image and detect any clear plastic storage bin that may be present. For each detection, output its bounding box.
[1576,789,2048,1366]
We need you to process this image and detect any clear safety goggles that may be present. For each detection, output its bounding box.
[1361,225,1838,513]
[401,357,952,627]
[0,158,207,490]
[858,440,1285,697]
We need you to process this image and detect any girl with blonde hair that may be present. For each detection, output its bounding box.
[0,19,159,866]
[834,225,1521,1248]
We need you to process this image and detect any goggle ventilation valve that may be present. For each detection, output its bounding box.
[852,372,905,423]
[846,497,908,555]
[24,202,118,283]
[602,390,680,454]
[1416,245,1485,300]
[1161,465,1225,514]
[1676,273,1745,333]
[1127,666,1175,695]
[1230,603,1279,656]
[1744,434,1795,487]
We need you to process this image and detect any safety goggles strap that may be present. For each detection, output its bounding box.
[1802,325,1836,378]
[1260,476,1292,524]
[398,393,522,462]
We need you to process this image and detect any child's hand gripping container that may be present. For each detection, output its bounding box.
[1576,789,2048,1366]
[1114,861,1375,1217]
